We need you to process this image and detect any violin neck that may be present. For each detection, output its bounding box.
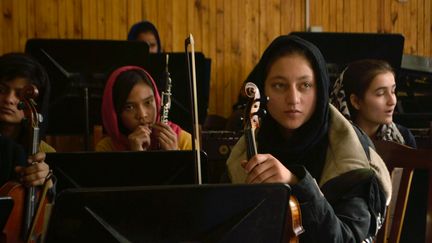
[29,127,40,155]
[245,127,258,160]
[24,187,36,239]
[24,126,40,239]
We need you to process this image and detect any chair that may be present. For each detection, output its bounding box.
[373,140,432,243]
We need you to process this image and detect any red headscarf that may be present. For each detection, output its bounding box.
[101,66,181,151]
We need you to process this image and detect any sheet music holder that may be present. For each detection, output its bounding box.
[26,39,210,141]
[45,150,208,192]
[290,32,405,82]
[25,39,150,149]
[45,184,293,243]
[144,53,211,133]
[0,196,13,231]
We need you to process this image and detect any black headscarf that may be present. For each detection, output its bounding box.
[127,21,162,53]
[0,53,51,138]
[249,35,330,179]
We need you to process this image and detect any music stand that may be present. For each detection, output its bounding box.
[25,39,150,150]
[290,32,405,82]
[144,53,211,133]
[45,184,293,243]
[45,150,208,193]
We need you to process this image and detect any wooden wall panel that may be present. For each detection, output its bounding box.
[424,0,431,56]
[126,0,142,31]
[0,0,430,122]
[1,0,14,52]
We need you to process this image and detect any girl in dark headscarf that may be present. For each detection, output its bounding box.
[0,52,54,152]
[0,53,53,190]
[227,35,391,242]
[127,21,162,54]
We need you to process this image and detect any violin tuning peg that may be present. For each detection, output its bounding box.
[17,101,25,110]
[258,109,267,117]
[261,96,269,103]
[252,109,266,118]
[38,113,44,123]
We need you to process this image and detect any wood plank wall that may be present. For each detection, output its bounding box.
[1,0,431,119]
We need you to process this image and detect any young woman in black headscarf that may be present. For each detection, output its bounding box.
[127,20,162,54]
[226,35,391,242]
[0,53,53,189]
[0,53,54,152]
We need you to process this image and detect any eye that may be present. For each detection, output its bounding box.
[122,104,135,112]
[299,81,313,91]
[0,85,9,94]
[303,82,313,88]
[272,82,286,90]
[144,98,154,106]
[376,91,384,96]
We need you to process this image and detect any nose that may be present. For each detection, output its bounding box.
[135,105,148,122]
[285,87,300,105]
[3,91,19,105]
[387,92,397,106]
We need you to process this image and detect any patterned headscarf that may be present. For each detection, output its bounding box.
[330,69,405,144]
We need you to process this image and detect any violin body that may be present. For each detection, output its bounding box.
[0,181,47,243]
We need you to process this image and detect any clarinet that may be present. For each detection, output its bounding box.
[160,54,172,124]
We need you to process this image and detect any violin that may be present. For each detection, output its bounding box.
[243,82,304,242]
[0,85,50,243]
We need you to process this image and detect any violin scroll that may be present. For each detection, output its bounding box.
[18,85,41,154]
[243,82,267,160]
[243,82,267,131]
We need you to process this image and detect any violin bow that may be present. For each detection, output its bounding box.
[185,34,202,185]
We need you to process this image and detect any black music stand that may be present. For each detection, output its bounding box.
[25,39,150,150]
[45,150,208,192]
[290,32,405,82]
[45,184,293,243]
[145,53,211,133]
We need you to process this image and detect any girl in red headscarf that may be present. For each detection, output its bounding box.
[96,66,192,151]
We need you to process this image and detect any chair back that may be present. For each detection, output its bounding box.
[373,140,432,243]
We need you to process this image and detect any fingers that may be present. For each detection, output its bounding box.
[242,154,268,173]
[242,154,297,184]
[28,151,46,165]
[15,162,50,187]
[153,122,178,150]
[244,156,278,183]
[128,125,152,151]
